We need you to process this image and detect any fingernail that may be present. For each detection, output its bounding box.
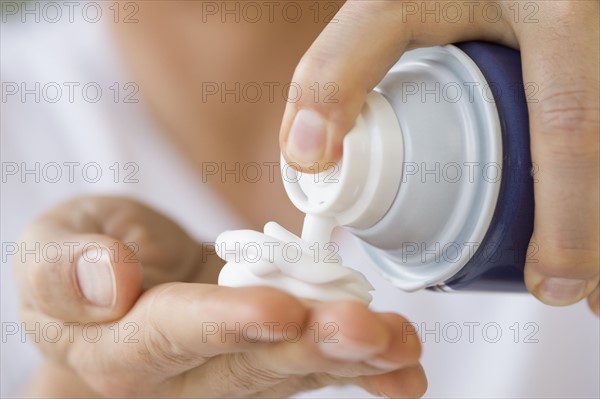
[318,335,380,361]
[539,278,586,305]
[378,393,390,399]
[286,109,327,165]
[76,247,116,307]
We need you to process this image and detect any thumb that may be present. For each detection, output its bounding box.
[279,1,509,171]
[16,225,144,324]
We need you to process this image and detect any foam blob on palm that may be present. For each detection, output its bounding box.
[216,222,373,303]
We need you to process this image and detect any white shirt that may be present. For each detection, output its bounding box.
[1,12,598,399]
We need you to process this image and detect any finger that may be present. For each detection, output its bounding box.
[247,373,340,399]
[15,195,216,323]
[72,196,208,286]
[258,365,428,399]
[248,363,427,399]
[263,305,421,376]
[364,312,422,372]
[122,285,308,377]
[515,2,600,306]
[252,311,424,398]
[181,303,421,397]
[280,0,513,171]
[16,224,143,324]
[24,284,308,397]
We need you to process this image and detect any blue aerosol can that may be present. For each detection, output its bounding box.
[282,41,534,292]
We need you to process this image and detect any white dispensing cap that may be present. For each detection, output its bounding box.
[281,91,404,231]
[281,45,503,293]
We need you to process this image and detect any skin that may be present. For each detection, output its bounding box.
[17,197,424,398]
[279,0,600,314]
[15,0,598,397]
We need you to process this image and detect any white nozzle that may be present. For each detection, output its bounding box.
[281,91,404,230]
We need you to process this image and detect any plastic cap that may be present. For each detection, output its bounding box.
[281,91,404,230]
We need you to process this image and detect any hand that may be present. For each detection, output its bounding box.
[15,196,425,398]
[279,1,599,315]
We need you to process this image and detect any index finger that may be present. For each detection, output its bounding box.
[279,0,514,171]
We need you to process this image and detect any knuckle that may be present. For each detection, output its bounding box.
[535,87,599,157]
[534,246,599,279]
[333,300,370,318]
[140,296,199,374]
[237,286,305,326]
[533,224,600,256]
[538,91,599,133]
[290,373,332,392]
[255,374,332,398]
[294,48,327,80]
[293,373,331,391]
[293,53,361,112]
[540,230,599,255]
[225,352,287,391]
[28,260,66,307]
[141,329,191,373]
